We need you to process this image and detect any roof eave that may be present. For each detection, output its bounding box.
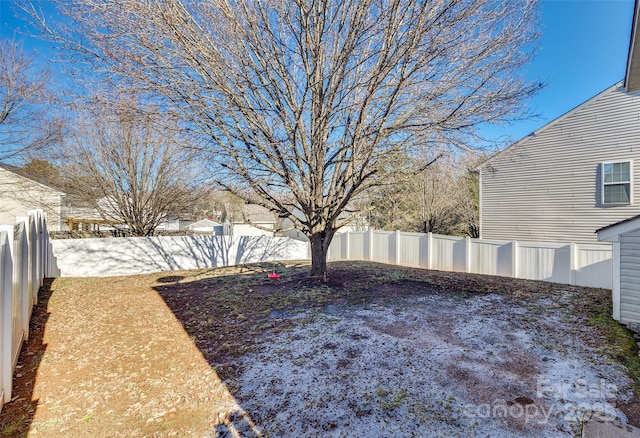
[596,214,640,242]
[475,82,623,171]
[625,0,640,92]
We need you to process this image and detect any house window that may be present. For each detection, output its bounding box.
[602,161,632,205]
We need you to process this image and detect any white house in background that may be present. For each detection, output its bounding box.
[156,216,194,231]
[0,163,66,230]
[477,7,640,244]
[597,215,640,324]
[185,218,222,234]
[281,207,369,241]
[223,204,277,236]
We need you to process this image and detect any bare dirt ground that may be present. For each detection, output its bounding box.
[1,261,639,437]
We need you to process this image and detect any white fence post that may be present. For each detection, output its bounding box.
[15,218,32,340]
[345,231,351,260]
[465,236,472,273]
[512,241,519,278]
[30,217,37,299]
[612,242,621,320]
[426,232,432,269]
[29,210,44,292]
[28,211,41,293]
[570,243,577,285]
[395,230,401,265]
[367,229,373,261]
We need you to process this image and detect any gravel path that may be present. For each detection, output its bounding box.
[1,276,242,437]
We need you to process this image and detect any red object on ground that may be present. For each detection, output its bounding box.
[268,272,280,279]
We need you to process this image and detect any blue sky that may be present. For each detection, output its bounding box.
[492,0,635,143]
[0,0,636,147]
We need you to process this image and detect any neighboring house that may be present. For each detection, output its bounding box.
[596,4,640,323]
[477,9,640,244]
[64,203,117,232]
[156,216,194,231]
[335,214,370,234]
[477,83,640,243]
[185,218,221,234]
[281,207,369,241]
[223,204,277,236]
[0,163,66,231]
[0,164,114,232]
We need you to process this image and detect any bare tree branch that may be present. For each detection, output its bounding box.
[0,39,62,160]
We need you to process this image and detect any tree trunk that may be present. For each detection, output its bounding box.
[309,230,335,278]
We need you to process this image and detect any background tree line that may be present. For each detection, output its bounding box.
[366,153,481,237]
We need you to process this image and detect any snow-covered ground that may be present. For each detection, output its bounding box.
[228,291,631,437]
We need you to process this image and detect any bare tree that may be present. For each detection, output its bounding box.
[36,0,541,276]
[59,100,204,236]
[0,39,61,160]
[416,159,459,234]
[367,152,483,236]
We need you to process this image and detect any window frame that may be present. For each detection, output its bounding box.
[601,160,633,205]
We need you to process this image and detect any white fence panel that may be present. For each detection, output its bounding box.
[328,232,345,260]
[11,223,28,370]
[431,235,462,272]
[348,232,366,261]
[52,235,310,277]
[575,244,613,289]
[0,231,11,408]
[470,239,504,276]
[517,242,570,283]
[371,231,394,264]
[0,210,56,410]
[18,217,36,326]
[398,232,428,268]
[329,230,612,290]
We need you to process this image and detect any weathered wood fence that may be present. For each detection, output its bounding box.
[0,210,56,411]
[328,230,612,289]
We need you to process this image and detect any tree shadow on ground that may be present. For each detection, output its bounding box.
[151,261,458,435]
[152,263,377,435]
[0,279,54,437]
[153,263,315,378]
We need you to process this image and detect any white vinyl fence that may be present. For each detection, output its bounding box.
[0,210,56,412]
[52,235,310,277]
[328,230,612,289]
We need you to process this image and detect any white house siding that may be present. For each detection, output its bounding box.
[480,85,640,244]
[0,168,64,230]
[231,222,274,236]
[620,228,640,323]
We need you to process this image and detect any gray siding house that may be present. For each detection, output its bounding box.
[478,84,640,243]
[478,3,640,244]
